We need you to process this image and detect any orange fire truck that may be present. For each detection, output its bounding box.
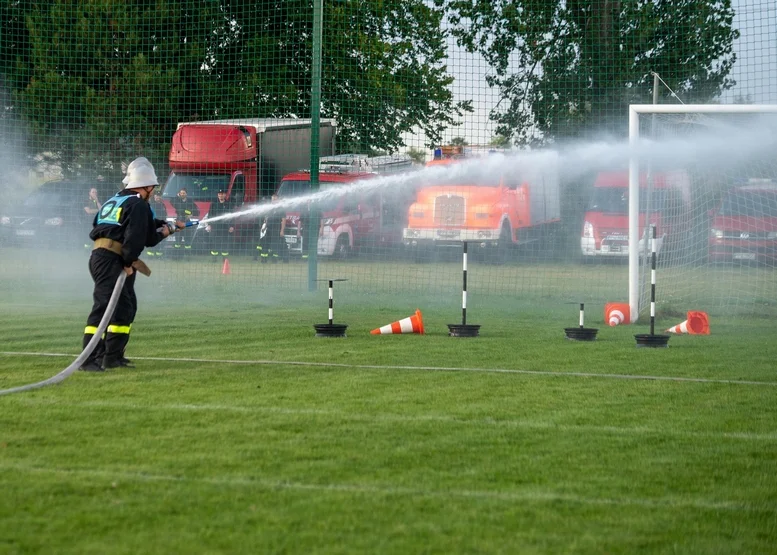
[403,146,560,261]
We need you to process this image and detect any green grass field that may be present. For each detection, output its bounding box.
[1,249,776,554]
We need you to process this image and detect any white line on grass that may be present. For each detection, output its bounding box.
[1,462,772,514]
[3,351,777,387]
[11,398,777,442]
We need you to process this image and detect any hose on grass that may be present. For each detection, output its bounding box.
[0,272,127,397]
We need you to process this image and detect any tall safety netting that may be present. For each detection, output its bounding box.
[633,107,777,320]
[0,0,775,324]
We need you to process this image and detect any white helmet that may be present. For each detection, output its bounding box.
[122,156,153,185]
[124,163,159,189]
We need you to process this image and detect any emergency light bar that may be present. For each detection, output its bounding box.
[318,153,412,175]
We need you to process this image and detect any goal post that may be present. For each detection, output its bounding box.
[627,104,777,323]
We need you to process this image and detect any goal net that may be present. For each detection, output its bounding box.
[628,104,777,322]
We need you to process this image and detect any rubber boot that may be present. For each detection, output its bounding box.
[102,332,134,369]
[80,333,105,371]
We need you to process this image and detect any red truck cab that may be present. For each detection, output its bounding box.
[580,170,691,259]
[160,119,337,251]
[276,154,413,258]
[708,180,777,264]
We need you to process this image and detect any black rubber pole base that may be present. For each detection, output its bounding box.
[448,324,481,337]
[634,333,671,348]
[314,324,348,338]
[564,327,599,341]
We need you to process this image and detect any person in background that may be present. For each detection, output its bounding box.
[82,187,102,250]
[79,158,184,371]
[206,189,236,261]
[147,190,168,257]
[298,199,314,261]
[257,194,289,263]
[171,187,196,256]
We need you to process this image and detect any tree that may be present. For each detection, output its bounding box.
[215,0,471,153]
[14,0,221,176]
[438,0,739,145]
[406,147,428,164]
[6,0,471,175]
[488,134,511,148]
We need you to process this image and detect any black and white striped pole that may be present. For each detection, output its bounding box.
[448,241,481,337]
[635,225,670,347]
[314,278,349,337]
[564,302,598,341]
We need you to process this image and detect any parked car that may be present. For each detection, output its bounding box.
[708,180,777,265]
[0,180,110,249]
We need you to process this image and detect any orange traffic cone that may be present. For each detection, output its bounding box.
[371,309,424,335]
[221,258,231,275]
[605,302,630,326]
[666,311,709,335]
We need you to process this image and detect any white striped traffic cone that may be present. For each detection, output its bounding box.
[605,302,630,326]
[666,311,710,335]
[371,310,424,335]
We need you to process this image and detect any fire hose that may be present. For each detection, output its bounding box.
[0,271,128,397]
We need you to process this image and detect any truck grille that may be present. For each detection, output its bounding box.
[434,195,465,227]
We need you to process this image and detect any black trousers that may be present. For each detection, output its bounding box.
[83,249,137,365]
[209,226,234,256]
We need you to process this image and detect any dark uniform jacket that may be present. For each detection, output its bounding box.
[208,198,235,227]
[264,206,284,239]
[172,196,197,223]
[90,190,168,267]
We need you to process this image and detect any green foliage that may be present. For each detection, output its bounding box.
[488,133,511,148]
[405,146,428,164]
[4,0,471,175]
[440,0,739,144]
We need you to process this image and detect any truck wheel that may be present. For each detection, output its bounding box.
[334,234,351,259]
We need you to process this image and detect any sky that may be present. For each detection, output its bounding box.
[404,0,777,149]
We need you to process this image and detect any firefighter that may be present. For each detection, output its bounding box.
[258,194,288,263]
[147,190,168,256]
[171,187,196,255]
[79,159,183,371]
[298,200,313,261]
[205,189,235,260]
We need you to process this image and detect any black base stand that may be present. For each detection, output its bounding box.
[447,324,480,337]
[314,324,348,338]
[634,333,670,348]
[564,327,599,341]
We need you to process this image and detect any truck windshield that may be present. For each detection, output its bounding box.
[276,180,312,198]
[720,191,777,217]
[163,173,231,201]
[588,188,665,214]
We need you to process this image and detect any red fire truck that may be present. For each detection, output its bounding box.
[276,154,414,258]
[580,170,691,259]
[161,118,336,250]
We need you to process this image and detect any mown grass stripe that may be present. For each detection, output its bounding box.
[10,398,777,442]
[2,462,772,513]
[3,351,777,387]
